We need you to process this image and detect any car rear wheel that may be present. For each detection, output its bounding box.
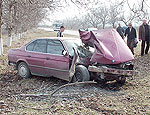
[18,62,31,78]
[72,65,90,82]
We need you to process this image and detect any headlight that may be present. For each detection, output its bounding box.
[121,62,134,70]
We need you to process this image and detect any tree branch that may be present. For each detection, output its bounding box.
[20,81,97,98]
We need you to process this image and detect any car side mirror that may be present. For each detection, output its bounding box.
[62,50,67,56]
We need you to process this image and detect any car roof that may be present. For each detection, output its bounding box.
[23,37,81,49]
[34,37,80,41]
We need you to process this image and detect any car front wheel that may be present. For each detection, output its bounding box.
[18,62,31,78]
[72,65,90,82]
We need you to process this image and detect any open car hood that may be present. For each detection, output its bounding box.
[79,29,134,64]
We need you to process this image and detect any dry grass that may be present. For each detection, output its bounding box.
[0,29,150,114]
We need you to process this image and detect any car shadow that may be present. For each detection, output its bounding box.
[0,71,133,94]
[26,76,133,92]
[94,80,135,91]
[97,82,124,91]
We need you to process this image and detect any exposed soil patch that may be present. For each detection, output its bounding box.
[1,29,150,114]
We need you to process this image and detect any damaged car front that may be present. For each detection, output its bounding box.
[79,29,137,83]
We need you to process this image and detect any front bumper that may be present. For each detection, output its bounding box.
[88,65,138,76]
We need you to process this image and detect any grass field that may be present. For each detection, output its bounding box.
[0,29,150,115]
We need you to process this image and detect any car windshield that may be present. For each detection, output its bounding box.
[64,39,94,58]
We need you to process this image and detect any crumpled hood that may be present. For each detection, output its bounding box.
[79,29,134,64]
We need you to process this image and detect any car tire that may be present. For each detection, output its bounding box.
[18,62,31,78]
[72,65,90,82]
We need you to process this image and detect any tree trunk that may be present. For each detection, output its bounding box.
[13,4,18,41]
[102,22,105,29]
[112,23,115,28]
[0,0,3,55]
[0,38,3,55]
[13,32,17,41]
[7,1,14,47]
[13,27,18,41]
[17,33,21,39]
[20,33,22,38]
[7,28,12,47]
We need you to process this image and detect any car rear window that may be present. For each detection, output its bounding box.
[33,39,47,53]
[26,41,35,51]
[26,39,47,53]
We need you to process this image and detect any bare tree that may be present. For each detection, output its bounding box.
[0,0,3,55]
[62,11,102,30]
[85,12,101,28]
[2,0,15,47]
[126,0,150,21]
[2,0,59,47]
[79,15,90,29]
[69,0,99,9]
[108,0,125,28]
[62,16,82,30]
[119,11,138,26]
[91,6,109,29]
[70,0,150,27]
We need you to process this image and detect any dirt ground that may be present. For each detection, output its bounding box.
[0,29,150,115]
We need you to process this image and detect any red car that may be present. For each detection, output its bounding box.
[8,37,92,82]
[8,29,137,83]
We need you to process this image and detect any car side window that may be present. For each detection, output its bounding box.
[47,39,64,55]
[26,41,36,51]
[32,39,47,53]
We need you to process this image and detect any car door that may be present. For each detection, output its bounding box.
[44,39,70,81]
[25,39,47,76]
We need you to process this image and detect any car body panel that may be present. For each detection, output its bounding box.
[25,51,48,76]
[44,53,70,80]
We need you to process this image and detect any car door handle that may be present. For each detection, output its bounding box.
[27,55,31,57]
[45,57,50,60]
